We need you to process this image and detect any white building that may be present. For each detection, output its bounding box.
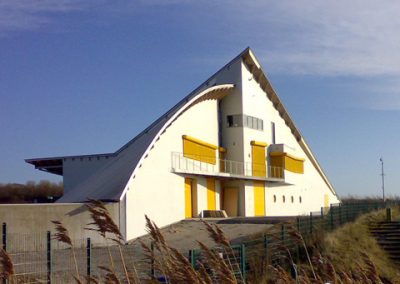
[26,48,339,240]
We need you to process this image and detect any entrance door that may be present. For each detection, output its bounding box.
[223,187,239,217]
[207,178,216,210]
[254,181,265,216]
[185,178,193,218]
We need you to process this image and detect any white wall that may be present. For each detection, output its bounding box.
[240,61,339,216]
[125,99,220,239]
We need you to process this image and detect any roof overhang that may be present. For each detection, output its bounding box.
[25,152,114,176]
[25,158,63,175]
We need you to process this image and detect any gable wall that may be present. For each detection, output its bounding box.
[240,61,339,216]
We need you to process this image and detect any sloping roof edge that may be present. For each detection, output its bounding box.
[241,49,338,197]
[118,84,235,201]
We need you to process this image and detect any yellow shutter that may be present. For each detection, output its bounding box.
[185,178,192,218]
[251,141,267,177]
[183,135,217,164]
[254,181,265,216]
[285,155,304,174]
[207,178,216,210]
[270,152,304,174]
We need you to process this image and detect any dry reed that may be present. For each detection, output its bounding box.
[51,220,81,282]
[0,248,14,281]
[142,215,239,284]
[85,199,138,284]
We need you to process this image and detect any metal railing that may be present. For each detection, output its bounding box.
[171,152,284,180]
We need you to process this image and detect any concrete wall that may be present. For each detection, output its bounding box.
[0,202,120,245]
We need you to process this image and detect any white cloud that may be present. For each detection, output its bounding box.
[230,0,400,77]
[0,0,94,34]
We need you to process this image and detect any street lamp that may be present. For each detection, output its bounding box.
[380,157,385,203]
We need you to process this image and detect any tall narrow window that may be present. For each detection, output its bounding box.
[271,122,276,144]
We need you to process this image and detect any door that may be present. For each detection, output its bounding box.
[254,181,265,216]
[185,178,193,218]
[207,178,216,210]
[223,187,239,216]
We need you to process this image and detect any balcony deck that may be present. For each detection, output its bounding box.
[171,152,287,183]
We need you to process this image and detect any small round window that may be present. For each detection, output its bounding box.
[291,196,294,203]
[282,195,286,203]
[273,195,277,203]
[299,196,302,203]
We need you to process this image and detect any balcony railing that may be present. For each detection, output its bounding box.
[171,152,284,181]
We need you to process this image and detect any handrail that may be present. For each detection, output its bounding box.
[171,152,284,179]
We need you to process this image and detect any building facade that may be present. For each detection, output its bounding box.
[27,48,339,240]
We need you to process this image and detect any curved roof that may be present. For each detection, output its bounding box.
[57,84,234,203]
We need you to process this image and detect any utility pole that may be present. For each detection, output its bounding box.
[380,157,385,203]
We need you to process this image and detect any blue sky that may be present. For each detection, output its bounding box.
[0,0,399,198]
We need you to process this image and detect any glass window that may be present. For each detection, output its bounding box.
[253,117,257,130]
[247,115,252,128]
[227,115,233,127]
[271,122,276,144]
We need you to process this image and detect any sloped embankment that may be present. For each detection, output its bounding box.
[321,207,400,281]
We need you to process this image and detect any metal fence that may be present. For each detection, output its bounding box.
[2,201,399,283]
[190,200,400,282]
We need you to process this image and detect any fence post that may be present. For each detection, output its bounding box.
[86,238,91,280]
[2,223,6,251]
[240,244,246,281]
[339,204,343,225]
[151,242,155,278]
[309,212,313,235]
[263,233,268,260]
[296,217,301,233]
[281,224,285,243]
[2,223,6,284]
[47,231,51,284]
[330,204,334,230]
[189,249,196,268]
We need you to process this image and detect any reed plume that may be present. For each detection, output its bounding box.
[0,248,14,281]
[85,199,138,284]
[51,220,80,282]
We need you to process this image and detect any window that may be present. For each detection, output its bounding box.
[273,195,276,203]
[243,114,264,131]
[228,114,264,131]
[291,196,294,203]
[271,122,276,144]
[299,196,302,203]
[282,195,286,203]
[227,115,243,127]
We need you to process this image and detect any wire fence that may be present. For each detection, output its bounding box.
[1,200,399,283]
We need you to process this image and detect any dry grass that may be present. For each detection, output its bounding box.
[141,215,240,283]
[4,201,400,283]
[321,207,400,281]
